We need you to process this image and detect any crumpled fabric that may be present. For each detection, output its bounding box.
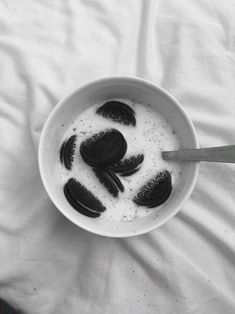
[0,0,235,313]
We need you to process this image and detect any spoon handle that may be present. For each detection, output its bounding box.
[162,145,235,163]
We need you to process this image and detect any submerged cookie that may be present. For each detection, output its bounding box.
[93,168,124,197]
[59,135,77,170]
[105,168,124,192]
[80,129,127,167]
[111,154,144,174]
[133,170,172,208]
[64,178,106,218]
[96,101,136,126]
[64,184,100,218]
[93,168,119,197]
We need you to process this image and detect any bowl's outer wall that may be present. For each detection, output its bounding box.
[38,77,199,237]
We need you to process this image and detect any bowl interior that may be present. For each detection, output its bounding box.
[39,77,199,237]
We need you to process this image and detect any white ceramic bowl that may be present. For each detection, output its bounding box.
[38,77,199,237]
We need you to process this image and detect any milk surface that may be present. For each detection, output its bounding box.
[57,99,183,221]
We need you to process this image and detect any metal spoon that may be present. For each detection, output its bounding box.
[162,145,235,163]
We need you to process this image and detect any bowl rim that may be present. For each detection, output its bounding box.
[38,76,200,238]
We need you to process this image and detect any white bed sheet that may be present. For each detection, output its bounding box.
[0,0,235,313]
